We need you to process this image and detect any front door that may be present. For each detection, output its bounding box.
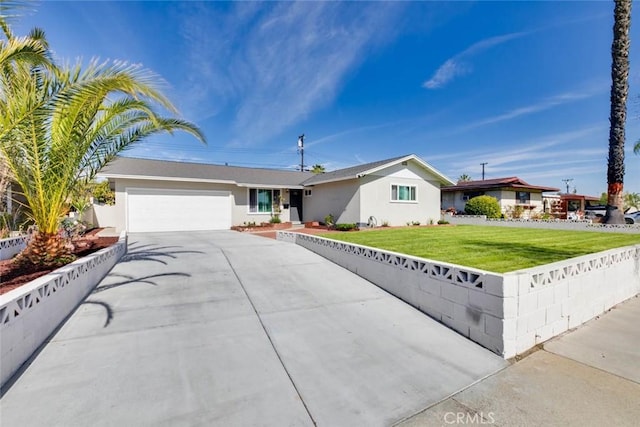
[289,189,303,223]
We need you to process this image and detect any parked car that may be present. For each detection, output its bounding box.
[624,211,640,224]
[584,205,606,220]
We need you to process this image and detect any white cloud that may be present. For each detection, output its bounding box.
[423,32,526,89]
[462,88,605,130]
[178,2,406,145]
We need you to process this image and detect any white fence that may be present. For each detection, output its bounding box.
[0,236,27,261]
[0,232,127,388]
[277,231,640,359]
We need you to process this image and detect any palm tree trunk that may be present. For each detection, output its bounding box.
[605,0,632,224]
[14,232,74,269]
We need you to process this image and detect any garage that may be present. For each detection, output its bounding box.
[126,188,231,232]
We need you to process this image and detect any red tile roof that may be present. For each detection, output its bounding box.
[442,177,560,192]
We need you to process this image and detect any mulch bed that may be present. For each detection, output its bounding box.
[0,229,118,296]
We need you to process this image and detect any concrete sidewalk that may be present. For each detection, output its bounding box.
[399,295,640,427]
[0,231,507,426]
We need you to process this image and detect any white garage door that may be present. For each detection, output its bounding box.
[126,188,232,232]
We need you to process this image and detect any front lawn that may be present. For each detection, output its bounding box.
[319,225,640,273]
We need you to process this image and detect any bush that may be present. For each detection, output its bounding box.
[269,215,281,224]
[334,223,357,231]
[464,195,501,218]
[92,180,115,205]
[437,220,449,225]
[324,214,335,226]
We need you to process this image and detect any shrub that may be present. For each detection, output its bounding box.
[381,220,389,227]
[437,219,449,225]
[269,215,281,224]
[412,221,421,226]
[334,223,357,231]
[324,214,335,227]
[91,180,115,205]
[465,195,501,218]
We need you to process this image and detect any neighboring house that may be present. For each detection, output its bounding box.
[97,154,453,233]
[543,193,602,219]
[441,177,560,217]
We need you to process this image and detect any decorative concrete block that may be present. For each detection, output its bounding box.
[483,274,508,297]
[517,273,532,296]
[536,286,555,309]
[442,283,469,306]
[518,291,537,316]
[503,297,517,319]
[526,308,546,332]
[516,316,528,337]
[534,323,555,344]
[419,277,441,296]
[453,303,483,328]
[470,327,503,355]
[441,314,470,337]
[545,303,563,325]
[516,331,537,354]
[469,290,504,317]
[502,339,517,359]
[553,281,569,303]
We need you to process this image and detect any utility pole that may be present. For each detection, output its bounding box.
[562,178,573,194]
[480,162,488,180]
[297,134,305,172]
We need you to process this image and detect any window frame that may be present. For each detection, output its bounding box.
[515,191,531,205]
[390,184,417,203]
[248,188,281,214]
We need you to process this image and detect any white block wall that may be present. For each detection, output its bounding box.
[506,244,640,356]
[0,232,127,388]
[0,236,27,261]
[278,232,640,359]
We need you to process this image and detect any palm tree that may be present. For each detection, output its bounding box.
[310,164,325,174]
[634,139,639,154]
[458,173,472,183]
[1,51,205,267]
[604,0,632,224]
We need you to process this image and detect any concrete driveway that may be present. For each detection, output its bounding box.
[0,231,507,426]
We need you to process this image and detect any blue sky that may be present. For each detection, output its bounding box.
[11,1,640,195]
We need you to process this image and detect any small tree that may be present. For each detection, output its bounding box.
[311,164,325,174]
[458,173,472,182]
[465,195,501,218]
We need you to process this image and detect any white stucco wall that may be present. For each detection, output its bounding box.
[302,180,361,224]
[360,162,442,226]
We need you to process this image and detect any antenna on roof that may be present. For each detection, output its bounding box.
[480,162,488,180]
[562,178,573,194]
[297,134,305,172]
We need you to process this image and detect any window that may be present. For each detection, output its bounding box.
[463,191,483,201]
[304,189,312,197]
[249,189,280,213]
[516,191,530,204]
[391,184,416,202]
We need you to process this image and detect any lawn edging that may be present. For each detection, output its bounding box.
[277,231,640,359]
[0,231,128,389]
[0,235,28,261]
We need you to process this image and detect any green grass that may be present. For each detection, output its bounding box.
[319,225,640,273]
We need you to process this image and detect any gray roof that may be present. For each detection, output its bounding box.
[301,154,454,186]
[99,154,454,188]
[99,157,314,188]
[301,155,408,186]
